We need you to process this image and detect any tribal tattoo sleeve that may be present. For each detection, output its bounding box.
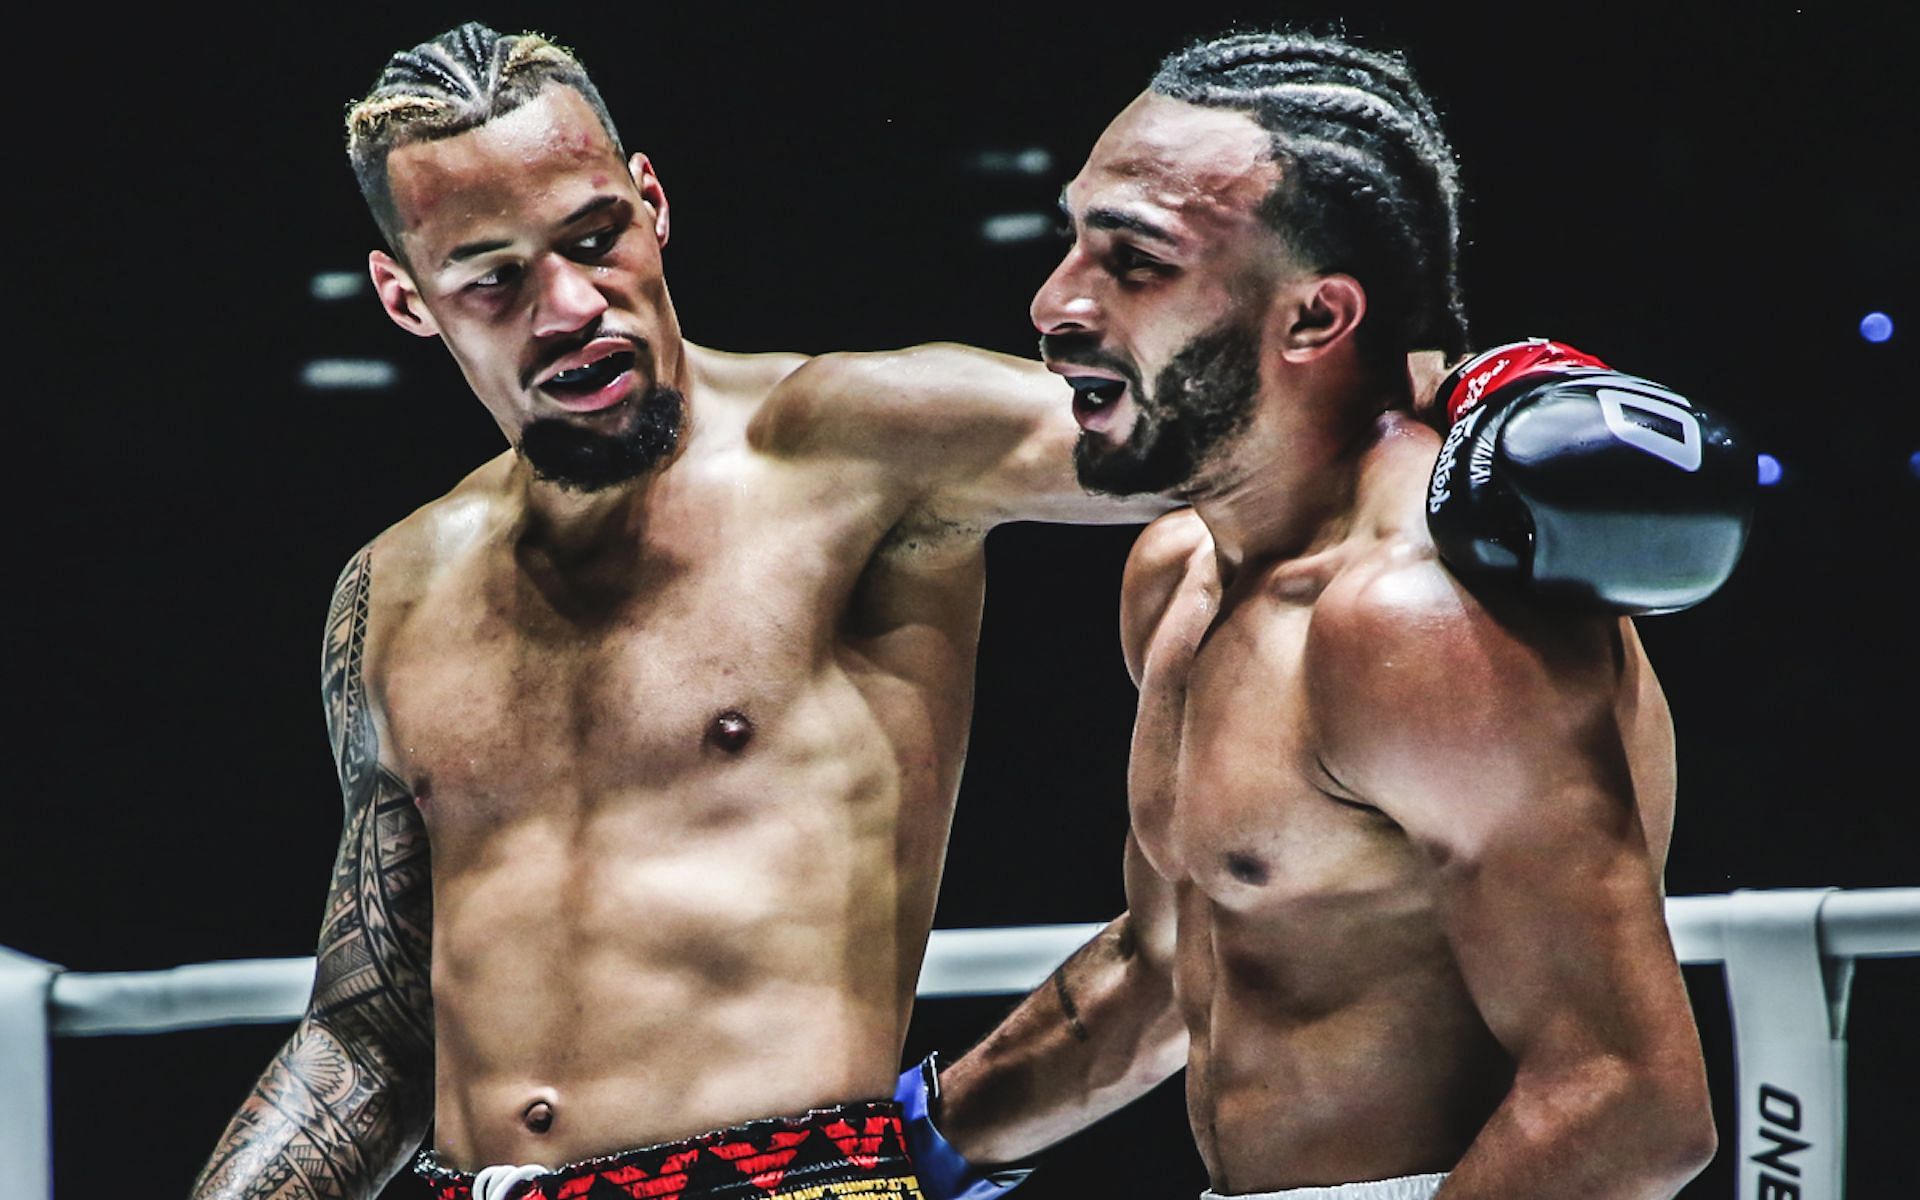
[193,546,435,1200]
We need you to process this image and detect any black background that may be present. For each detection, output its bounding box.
[9,2,1915,1197]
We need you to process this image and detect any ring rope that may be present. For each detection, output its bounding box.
[14,889,1919,1037]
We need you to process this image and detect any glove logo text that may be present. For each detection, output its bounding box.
[1428,405,1486,515]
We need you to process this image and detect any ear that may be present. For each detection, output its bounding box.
[629,152,670,248]
[1276,274,1366,363]
[369,250,440,338]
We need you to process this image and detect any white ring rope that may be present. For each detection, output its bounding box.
[21,889,1919,1036]
[49,957,316,1038]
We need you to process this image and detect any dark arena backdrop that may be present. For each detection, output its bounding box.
[9,3,1915,1197]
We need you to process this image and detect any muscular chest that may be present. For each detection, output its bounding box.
[1132,579,1407,911]
[377,487,872,817]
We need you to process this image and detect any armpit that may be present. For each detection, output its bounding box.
[875,505,987,559]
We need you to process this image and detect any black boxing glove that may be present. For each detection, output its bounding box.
[1426,339,1755,615]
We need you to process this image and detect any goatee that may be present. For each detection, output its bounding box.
[518,387,686,492]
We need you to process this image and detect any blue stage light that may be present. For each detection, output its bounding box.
[1909,450,1919,479]
[1859,312,1894,343]
[1757,454,1784,487]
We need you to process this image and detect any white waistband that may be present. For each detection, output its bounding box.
[1203,1172,1447,1200]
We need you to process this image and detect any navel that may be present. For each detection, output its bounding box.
[523,1099,555,1135]
[706,709,755,753]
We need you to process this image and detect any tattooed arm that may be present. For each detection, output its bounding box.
[193,545,434,1199]
[931,833,1187,1165]
[928,514,1203,1164]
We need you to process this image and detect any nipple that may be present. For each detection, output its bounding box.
[523,1100,554,1135]
[1225,852,1270,886]
[706,709,755,753]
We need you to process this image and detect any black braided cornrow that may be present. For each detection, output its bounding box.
[1152,30,1468,364]
[345,22,624,256]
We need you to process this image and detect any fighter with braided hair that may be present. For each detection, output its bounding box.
[908,28,1735,1200]
[197,24,1186,1200]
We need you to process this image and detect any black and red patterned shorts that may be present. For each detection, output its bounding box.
[414,1100,926,1200]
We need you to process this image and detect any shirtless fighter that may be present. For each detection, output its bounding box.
[189,23,1169,1200]
[914,30,1745,1200]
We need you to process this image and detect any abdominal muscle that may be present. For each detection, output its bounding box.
[423,778,919,1170]
[1179,894,1512,1193]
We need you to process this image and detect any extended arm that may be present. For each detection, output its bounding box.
[756,344,1173,532]
[193,547,435,1199]
[927,513,1205,1168]
[1316,574,1715,1197]
[934,832,1187,1167]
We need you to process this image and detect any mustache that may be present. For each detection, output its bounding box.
[1038,334,1143,395]
[521,326,648,390]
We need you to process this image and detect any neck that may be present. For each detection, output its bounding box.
[1188,375,1390,581]
[511,460,650,567]
[507,340,704,564]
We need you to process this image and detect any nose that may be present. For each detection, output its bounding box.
[530,253,608,338]
[1031,249,1100,337]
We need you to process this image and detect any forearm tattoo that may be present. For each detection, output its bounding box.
[1053,966,1091,1043]
[193,547,434,1200]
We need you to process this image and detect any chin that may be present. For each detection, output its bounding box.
[518,386,686,491]
[1074,423,1193,498]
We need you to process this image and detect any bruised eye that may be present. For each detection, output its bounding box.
[569,226,621,260]
[468,263,521,291]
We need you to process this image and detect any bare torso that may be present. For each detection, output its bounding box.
[1126,419,1676,1191]
[361,346,1000,1166]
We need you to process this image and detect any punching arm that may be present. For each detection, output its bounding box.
[901,834,1185,1199]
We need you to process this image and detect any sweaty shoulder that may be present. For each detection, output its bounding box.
[354,454,513,626]
[687,346,812,433]
[1120,508,1209,684]
[1306,417,1625,819]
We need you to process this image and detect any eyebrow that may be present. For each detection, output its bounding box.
[1057,190,1180,247]
[445,237,512,267]
[442,196,625,267]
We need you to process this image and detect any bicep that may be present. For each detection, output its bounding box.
[778,346,1169,529]
[1426,769,1686,1077]
[1325,584,1691,1074]
[308,764,433,1050]
[915,347,1166,527]
[311,545,433,1057]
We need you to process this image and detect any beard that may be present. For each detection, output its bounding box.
[517,386,686,492]
[1071,318,1263,497]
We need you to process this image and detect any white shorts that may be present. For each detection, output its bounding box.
[1202,1173,1447,1200]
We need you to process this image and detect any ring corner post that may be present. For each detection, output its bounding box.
[0,946,59,1200]
[1721,888,1850,1200]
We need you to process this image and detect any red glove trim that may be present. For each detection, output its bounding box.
[1444,339,1612,424]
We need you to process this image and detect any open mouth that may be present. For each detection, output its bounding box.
[541,349,637,411]
[546,350,634,396]
[1068,376,1128,427]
